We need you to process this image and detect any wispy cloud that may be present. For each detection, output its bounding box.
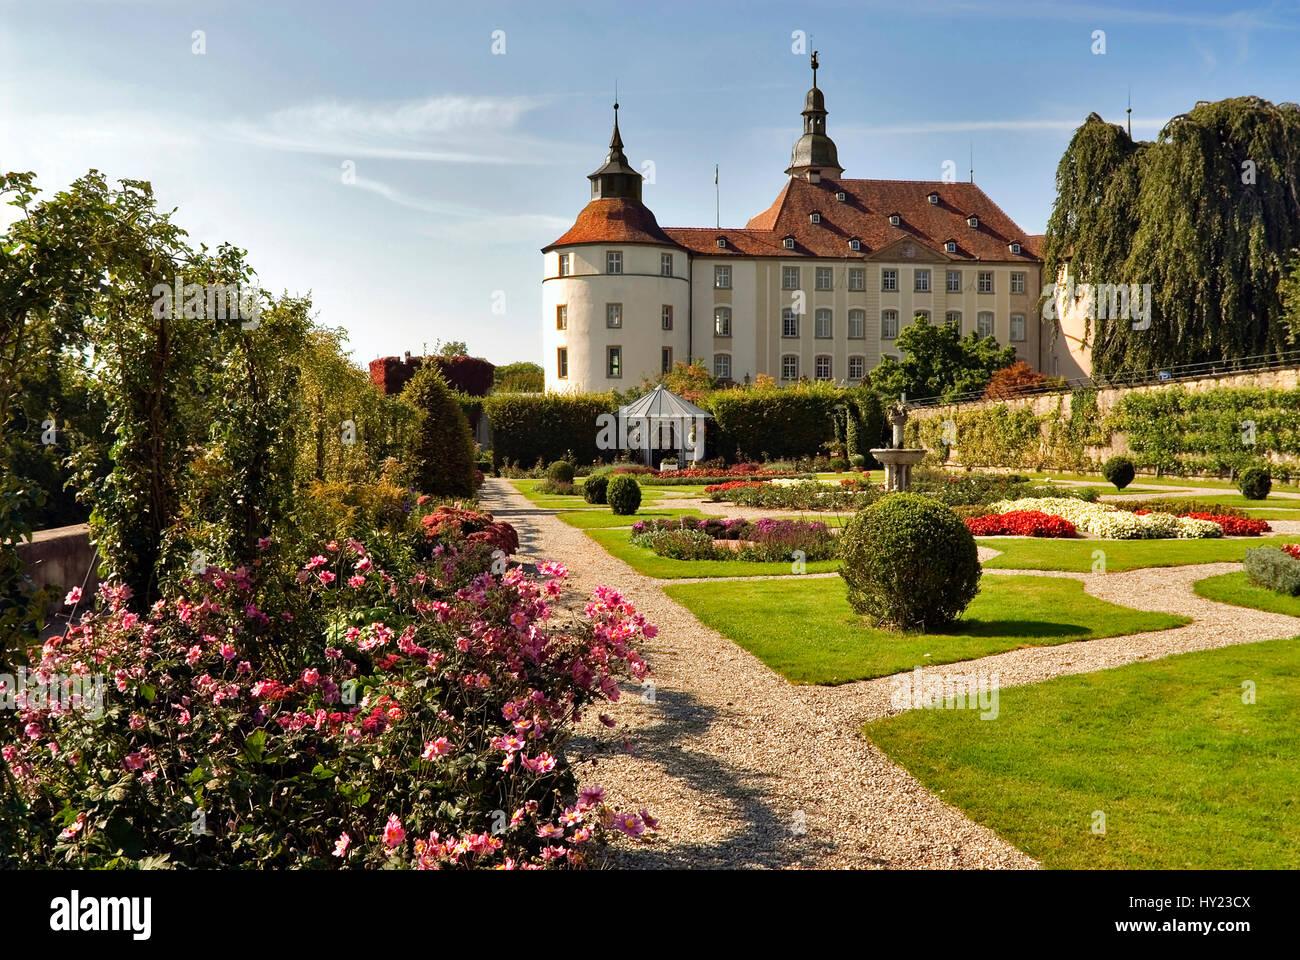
[223,94,569,165]
[420,213,573,245]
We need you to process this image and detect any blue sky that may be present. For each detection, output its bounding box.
[3,0,1299,368]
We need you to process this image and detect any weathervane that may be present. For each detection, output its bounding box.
[811,50,819,88]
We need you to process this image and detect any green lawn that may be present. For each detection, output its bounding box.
[584,527,840,579]
[663,574,1187,684]
[1166,492,1300,509]
[865,637,1300,868]
[508,479,665,508]
[981,534,1297,572]
[1194,570,1300,617]
[555,507,712,530]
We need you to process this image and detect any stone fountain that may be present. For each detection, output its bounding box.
[870,398,927,492]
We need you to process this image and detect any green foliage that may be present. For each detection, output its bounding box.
[546,460,575,484]
[1239,465,1273,500]
[912,405,1045,469]
[1101,455,1136,490]
[606,475,642,515]
[871,315,1017,402]
[839,493,981,631]
[706,381,841,460]
[1244,547,1300,595]
[482,393,615,470]
[493,361,544,393]
[582,474,609,504]
[1043,100,1300,375]
[403,365,476,500]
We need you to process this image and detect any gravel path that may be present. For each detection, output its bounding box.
[481,479,1300,870]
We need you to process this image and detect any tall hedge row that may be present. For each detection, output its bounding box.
[706,384,845,461]
[483,393,616,469]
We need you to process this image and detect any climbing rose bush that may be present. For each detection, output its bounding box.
[0,524,655,869]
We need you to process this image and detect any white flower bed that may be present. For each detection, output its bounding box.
[990,497,1223,540]
[769,478,844,488]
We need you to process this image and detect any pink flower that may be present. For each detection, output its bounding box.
[613,812,645,837]
[639,808,660,831]
[333,833,351,858]
[579,785,605,808]
[64,587,82,606]
[123,753,147,772]
[421,738,453,760]
[257,537,272,551]
[220,643,237,660]
[59,813,86,840]
[318,571,336,586]
[347,575,366,589]
[383,814,406,849]
[301,668,320,686]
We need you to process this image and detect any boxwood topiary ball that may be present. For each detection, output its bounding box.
[606,475,642,516]
[839,492,981,631]
[1101,456,1136,491]
[1239,465,1272,501]
[547,460,576,484]
[582,473,609,504]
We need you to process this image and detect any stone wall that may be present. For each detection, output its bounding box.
[16,524,99,616]
[910,366,1300,472]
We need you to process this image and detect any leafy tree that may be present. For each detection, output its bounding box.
[403,365,476,499]
[984,360,1049,399]
[434,339,468,358]
[494,361,544,393]
[871,315,1017,401]
[1043,99,1300,374]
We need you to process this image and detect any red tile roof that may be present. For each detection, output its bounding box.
[542,198,679,252]
[545,176,1040,263]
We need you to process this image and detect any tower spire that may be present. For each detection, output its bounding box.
[588,94,642,201]
[786,52,842,180]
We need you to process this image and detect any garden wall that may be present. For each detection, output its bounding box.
[906,367,1300,478]
[16,524,99,615]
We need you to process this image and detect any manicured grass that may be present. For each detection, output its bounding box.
[981,534,1298,572]
[584,527,840,579]
[555,508,711,530]
[663,574,1186,684]
[1194,570,1300,617]
[865,637,1300,868]
[1169,492,1300,509]
[508,479,664,508]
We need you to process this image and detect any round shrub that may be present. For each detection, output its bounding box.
[828,457,849,472]
[1239,465,1272,500]
[849,453,867,469]
[1101,456,1135,491]
[583,473,609,504]
[606,475,642,515]
[839,493,981,631]
[547,460,575,484]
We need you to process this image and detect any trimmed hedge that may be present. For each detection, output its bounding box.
[707,383,841,461]
[402,365,477,499]
[1244,547,1300,595]
[582,474,608,504]
[483,393,616,471]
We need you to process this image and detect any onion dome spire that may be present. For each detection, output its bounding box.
[588,100,643,201]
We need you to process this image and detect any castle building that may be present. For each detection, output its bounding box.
[542,56,1069,394]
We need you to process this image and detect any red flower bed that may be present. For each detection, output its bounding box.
[964,510,1078,538]
[653,467,801,481]
[1282,544,1300,561]
[703,480,769,494]
[1181,512,1271,536]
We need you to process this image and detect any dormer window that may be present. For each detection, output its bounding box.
[810,212,821,224]
[1009,241,1021,254]
[849,238,861,251]
[945,240,957,254]
[716,237,727,248]
[888,214,900,226]
[783,236,795,249]
[928,193,940,205]
[836,191,847,202]
[967,215,979,229]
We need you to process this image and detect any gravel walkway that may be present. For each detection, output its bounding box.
[480,479,1300,870]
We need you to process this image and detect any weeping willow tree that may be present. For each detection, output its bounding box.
[1042,98,1300,375]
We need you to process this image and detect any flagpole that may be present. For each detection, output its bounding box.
[715,164,719,229]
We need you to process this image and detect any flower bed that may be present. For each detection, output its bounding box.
[630,516,836,562]
[707,479,883,511]
[963,510,1078,538]
[1,510,656,869]
[1141,511,1271,536]
[989,497,1223,539]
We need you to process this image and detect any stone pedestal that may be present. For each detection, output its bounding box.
[870,448,927,492]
